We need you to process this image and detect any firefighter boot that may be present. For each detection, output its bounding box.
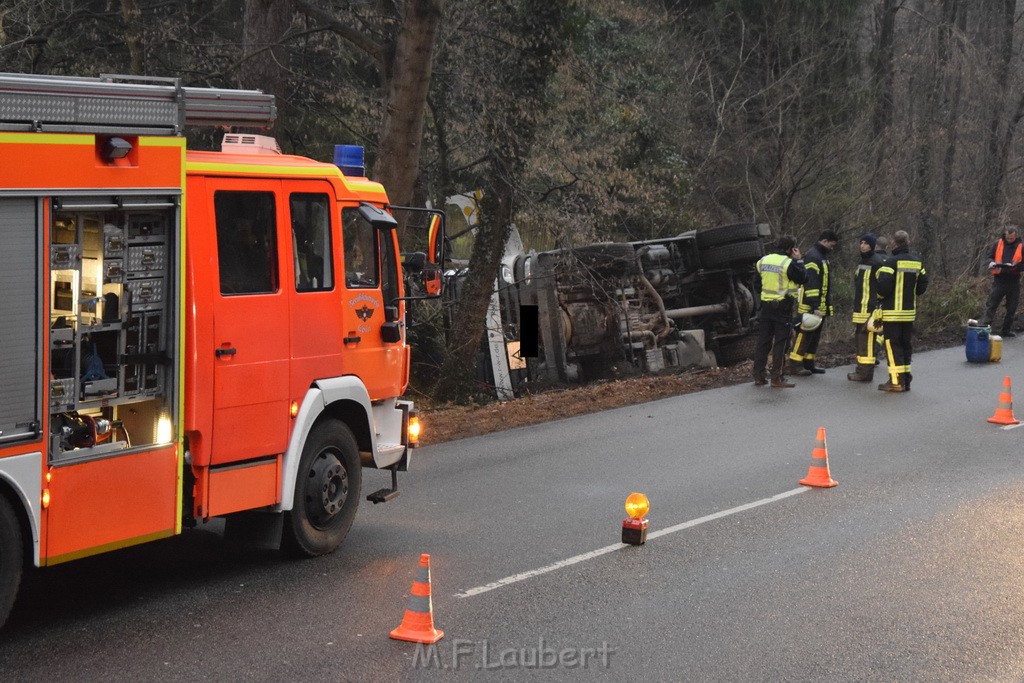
[902,372,912,391]
[804,360,826,375]
[878,379,905,393]
[847,364,874,382]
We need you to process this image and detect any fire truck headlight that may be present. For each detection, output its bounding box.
[408,411,421,447]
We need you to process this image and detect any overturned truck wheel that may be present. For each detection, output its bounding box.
[695,223,761,250]
[700,240,764,269]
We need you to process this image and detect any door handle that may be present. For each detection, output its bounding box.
[343,336,361,344]
[215,346,237,357]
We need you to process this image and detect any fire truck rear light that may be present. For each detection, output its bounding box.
[42,489,51,509]
[290,401,299,418]
[408,412,421,447]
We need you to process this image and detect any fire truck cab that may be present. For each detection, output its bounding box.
[0,73,439,628]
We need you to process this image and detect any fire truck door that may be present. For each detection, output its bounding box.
[210,185,290,464]
[340,206,405,399]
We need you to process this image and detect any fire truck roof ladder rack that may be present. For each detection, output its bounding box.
[0,71,276,135]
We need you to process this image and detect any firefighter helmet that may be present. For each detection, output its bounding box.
[800,312,823,332]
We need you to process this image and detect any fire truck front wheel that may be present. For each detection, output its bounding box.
[285,421,362,557]
[0,494,23,629]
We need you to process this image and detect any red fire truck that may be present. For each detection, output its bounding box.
[0,72,442,628]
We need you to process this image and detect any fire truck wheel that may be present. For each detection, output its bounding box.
[0,494,23,629]
[285,421,362,557]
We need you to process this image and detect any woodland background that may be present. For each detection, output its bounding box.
[1,0,1019,399]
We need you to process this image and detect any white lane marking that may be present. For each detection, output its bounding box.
[1001,422,1024,430]
[455,486,810,598]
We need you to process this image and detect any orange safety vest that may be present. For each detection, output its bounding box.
[993,239,1023,275]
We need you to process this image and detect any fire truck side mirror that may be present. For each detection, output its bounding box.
[358,202,398,230]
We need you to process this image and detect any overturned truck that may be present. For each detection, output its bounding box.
[476,222,771,396]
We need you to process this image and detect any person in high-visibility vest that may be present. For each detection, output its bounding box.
[847,233,887,382]
[979,224,1023,337]
[786,229,838,375]
[876,230,929,392]
[751,235,808,388]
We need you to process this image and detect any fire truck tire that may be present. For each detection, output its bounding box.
[695,223,760,250]
[700,240,764,269]
[0,495,23,629]
[284,421,362,557]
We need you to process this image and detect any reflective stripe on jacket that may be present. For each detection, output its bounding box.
[876,248,928,322]
[756,252,798,302]
[852,252,886,323]
[797,243,834,316]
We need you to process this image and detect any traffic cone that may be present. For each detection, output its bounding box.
[987,376,1020,425]
[389,554,444,643]
[799,427,838,488]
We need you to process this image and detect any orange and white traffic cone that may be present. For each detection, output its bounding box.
[987,376,1020,425]
[390,554,444,644]
[799,427,838,488]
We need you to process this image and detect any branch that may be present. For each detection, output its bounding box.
[293,0,384,64]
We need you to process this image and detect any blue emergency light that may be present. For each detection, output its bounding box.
[334,144,365,176]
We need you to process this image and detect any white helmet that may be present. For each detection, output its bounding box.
[866,310,882,333]
[800,312,823,331]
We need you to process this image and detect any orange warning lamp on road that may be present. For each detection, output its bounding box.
[622,492,650,545]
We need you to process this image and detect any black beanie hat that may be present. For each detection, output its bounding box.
[860,233,877,250]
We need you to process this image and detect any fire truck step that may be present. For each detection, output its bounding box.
[366,466,400,504]
[366,487,400,504]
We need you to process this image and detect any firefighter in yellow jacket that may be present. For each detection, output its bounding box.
[847,233,887,382]
[786,230,838,375]
[876,230,928,392]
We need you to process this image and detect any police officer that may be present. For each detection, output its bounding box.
[847,233,887,382]
[979,223,1023,337]
[786,229,838,375]
[876,230,928,392]
[751,235,808,388]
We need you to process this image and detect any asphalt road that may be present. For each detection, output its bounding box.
[3,340,1024,681]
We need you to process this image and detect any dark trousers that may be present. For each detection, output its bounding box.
[752,307,793,379]
[853,321,878,367]
[981,277,1021,334]
[789,322,824,365]
[882,320,913,384]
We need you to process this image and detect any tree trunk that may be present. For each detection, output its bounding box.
[120,0,144,73]
[975,0,1016,273]
[870,0,899,141]
[431,0,570,402]
[373,0,442,242]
